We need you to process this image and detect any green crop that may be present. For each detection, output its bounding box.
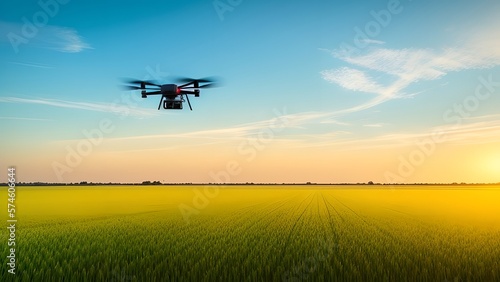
[1,185,499,281]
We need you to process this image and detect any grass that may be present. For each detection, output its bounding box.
[1,185,500,281]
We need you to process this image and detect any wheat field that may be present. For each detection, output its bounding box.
[1,185,499,281]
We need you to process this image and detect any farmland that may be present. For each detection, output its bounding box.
[1,185,500,281]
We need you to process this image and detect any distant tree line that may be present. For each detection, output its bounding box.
[1,181,499,186]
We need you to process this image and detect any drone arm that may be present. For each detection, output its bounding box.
[142,91,162,96]
[178,81,194,88]
[179,90,198,95]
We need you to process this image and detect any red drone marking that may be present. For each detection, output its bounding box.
[176,88,181,94]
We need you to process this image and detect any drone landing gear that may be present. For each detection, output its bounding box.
[183,94,193,111]
[157,96,164,110]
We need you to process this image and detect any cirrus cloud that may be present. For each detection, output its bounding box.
[0,21,92,53]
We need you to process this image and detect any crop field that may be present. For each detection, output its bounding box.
[1,185,500,281]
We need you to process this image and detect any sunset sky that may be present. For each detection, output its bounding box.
[1,0,499,184]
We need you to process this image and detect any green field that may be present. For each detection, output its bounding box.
[2,185,500,281]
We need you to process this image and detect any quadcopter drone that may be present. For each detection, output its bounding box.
[123,77,218,110]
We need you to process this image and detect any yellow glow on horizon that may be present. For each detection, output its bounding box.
[487,154,500,176]
[7,133,500,183]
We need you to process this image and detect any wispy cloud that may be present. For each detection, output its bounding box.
[0,21,92,53]
[319,118,350,126]
[0,97,158,118]
[108,111,330,142]
[0,116,53,121]
[363,123,384,128]
[320,24,500,116]
[360,39,385,45]
[320,67,385,95]
[9,61,53,69]
[49,111,330,152]
[293,114,500,150]
[49,27,92,53]
[328,95,392,117]
[335,47,498,81]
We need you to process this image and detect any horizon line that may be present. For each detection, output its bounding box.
[3,181,500,186]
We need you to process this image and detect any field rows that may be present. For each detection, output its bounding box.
[1,186,499,281]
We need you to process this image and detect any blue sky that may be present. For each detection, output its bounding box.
[1,0,500,183]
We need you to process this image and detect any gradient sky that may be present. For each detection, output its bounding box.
[1,0,499,184]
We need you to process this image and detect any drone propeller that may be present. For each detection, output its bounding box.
[176,77,215,84]
[127,79,161,87]
[121,78,162,89]
[181,83,218,89]
[123,85,148,90]
[177,77,222,89]
[120,76,221,111]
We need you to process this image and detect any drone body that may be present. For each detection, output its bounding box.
[123,77,217,110]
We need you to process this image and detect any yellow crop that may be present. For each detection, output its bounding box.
[1,185,499,281]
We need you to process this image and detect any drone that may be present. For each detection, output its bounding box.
[123,77,218,110]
